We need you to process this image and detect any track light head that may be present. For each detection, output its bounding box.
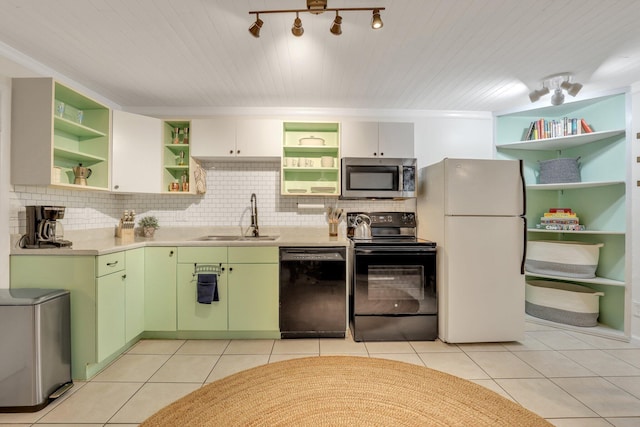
[330,12,342,35]
[528,87,549,103]
[249,15,263,38]
[292,13,304,36]
[371,9,383,29]
[550,88,565,106]
[561,81,583,97]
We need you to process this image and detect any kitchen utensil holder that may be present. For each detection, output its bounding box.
[193,263,222,277]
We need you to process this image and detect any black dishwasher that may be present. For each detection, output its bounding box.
[279,247,347,338]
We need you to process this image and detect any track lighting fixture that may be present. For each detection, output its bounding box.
[528,73,583,105]
[292,12,304,37]
[330,11,342,35]
[248,0,384,37]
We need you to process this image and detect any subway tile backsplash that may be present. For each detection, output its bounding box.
[10,161,413,235]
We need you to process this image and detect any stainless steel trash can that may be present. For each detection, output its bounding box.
[0,288,73,412]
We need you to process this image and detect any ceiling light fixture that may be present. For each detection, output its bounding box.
[529,73,583,105]
[330,11,342,35]
[292,12,304,37]
[249,14,263,38]
[249,0,384,37]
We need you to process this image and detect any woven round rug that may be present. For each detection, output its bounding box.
[141,356,551,426]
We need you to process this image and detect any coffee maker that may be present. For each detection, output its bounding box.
[24,206,73,248]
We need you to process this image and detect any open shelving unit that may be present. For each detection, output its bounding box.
[162,120,194,194]
[495,91,631,340]
[281,122,340,196]
[11,78,111,190]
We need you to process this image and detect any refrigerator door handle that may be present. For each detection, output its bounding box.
[519,159,526,216]
[520,216,527,275]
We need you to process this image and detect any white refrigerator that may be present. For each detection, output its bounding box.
[417,158,526,343]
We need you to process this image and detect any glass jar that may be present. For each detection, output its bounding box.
[182,127,189,144]
[172,127,181,144]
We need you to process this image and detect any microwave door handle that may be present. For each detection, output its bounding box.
[398,165,403,192]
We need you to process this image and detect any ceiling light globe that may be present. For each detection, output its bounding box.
[550,88,565,106]
[371,9,383,29]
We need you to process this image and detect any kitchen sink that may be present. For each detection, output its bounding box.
[193,235,279,241]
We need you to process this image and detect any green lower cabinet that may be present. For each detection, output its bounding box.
[96,270,126,362]
[227,246,279,332]
[177,264,228,330]
[228,262,279,331]
[125,248,145,342]
[144,247,177,331]
[176,246,228,331]
[10,255,97,380]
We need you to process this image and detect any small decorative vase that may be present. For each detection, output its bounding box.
[143,227,156,238]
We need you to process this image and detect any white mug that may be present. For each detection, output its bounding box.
[321,156,334,167]
[291,158,298,167]
[283,157,289,167]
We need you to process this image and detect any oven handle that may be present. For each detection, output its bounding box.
[355,247,436,255]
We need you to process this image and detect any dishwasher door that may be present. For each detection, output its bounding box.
[279,247,347,338]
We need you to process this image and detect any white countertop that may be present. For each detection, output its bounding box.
[10,226,351,256]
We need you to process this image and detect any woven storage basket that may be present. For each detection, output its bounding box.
[525,240,603,279]
[526,280,604,327]
[537,157,581,184]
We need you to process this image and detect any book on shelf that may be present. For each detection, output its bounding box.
[522,118,593,141]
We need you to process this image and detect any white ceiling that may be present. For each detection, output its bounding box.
[1,0,640,113]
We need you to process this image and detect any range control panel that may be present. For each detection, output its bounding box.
[347,212,416,228]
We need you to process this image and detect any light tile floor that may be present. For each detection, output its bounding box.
[1,322,640,426]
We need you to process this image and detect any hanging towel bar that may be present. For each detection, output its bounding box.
[193,263,222,277]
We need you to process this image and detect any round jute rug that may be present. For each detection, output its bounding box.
[141,356,552,426]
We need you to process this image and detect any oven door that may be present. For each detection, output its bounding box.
[353,246,436,315]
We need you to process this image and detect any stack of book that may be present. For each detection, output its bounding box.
[524,118,592,140]
[536,208,585,231]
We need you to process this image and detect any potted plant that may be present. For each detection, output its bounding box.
[138,216,159,238]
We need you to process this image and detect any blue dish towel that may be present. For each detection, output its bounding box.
[197,273,219,304]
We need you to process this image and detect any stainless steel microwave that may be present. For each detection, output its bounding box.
[341,157,417,199]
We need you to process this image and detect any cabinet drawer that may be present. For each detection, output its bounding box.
[228,246,278,263]
[178,247,227,264]
[96,252,125,277]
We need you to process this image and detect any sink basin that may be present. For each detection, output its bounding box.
[193,235,279,242]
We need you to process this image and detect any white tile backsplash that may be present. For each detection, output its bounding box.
[10,161,414,234]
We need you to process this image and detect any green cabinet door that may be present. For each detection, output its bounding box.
[10,255,97,380]
[176,263,228,330]
[125,248,145,342]
[144,247,177,331]
[228,262,279,331]
[96,271,126,362]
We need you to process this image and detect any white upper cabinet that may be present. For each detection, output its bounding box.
[191,118,281,159]
[112,110,162,193]
[379,122,415,158]
[341,121,414,158]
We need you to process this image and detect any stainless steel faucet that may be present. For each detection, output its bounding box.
[250,193,259,237]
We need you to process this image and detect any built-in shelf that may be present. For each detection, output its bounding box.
[54,116,107,139]
[528,228,624,235]
[495,91,629,338]
[524,271,625,287]
[525,315,629,342]
[53,147,106,164]
[526,180,624,191]
[496,129,625,151]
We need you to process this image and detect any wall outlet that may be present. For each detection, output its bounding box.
[633,301,640,318]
